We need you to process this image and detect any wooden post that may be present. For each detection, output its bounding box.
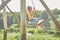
[1,0,7,40]
[39,0,60,31]
[20,0,26,40]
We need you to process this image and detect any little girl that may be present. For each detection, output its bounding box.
[27,6,44,25]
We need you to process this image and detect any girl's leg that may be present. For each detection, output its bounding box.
[36,19,44,25]
[35,23,45,32]
[38,23,45,28]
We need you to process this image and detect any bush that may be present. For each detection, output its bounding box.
[27,28,36,34]
[38,30,44,33]
[57,18,60,23]
[54,31,60,37]
[0,29,3,34]
[8,24,20,32]
[28,30,34,34]
[47,30,55,34]
[13,28,20,33]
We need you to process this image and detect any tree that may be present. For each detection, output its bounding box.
[42,11,50,30]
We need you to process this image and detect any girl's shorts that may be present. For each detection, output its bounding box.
[28,17,39,24]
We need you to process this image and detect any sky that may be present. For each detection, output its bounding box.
[0,0,60,12]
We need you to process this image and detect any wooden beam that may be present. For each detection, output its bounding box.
[1,0,7,40]
[39,0,60,31]
[6,5,20,27]
[0,0,11,11]
[20,0,26,40]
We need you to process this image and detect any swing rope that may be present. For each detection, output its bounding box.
[31,0,37,17]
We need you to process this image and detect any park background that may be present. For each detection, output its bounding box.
[0,0,60,40]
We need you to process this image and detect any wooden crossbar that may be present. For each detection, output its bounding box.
[0,0,11,11]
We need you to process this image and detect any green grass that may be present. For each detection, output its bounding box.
[0,32,60,40]
[0,27,60,40]
[0,32,20,40]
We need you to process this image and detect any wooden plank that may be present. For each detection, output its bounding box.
[0,0,11,10]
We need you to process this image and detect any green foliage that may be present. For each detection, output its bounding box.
[0,12,20,28]
[37,30,46,34]
[53,8,60,15]
[35,10,42,17]
[10,24,18,28]
[0,32,60,40]
[8,24,20,32]
[0,28,60,40]
[7,13,12,18]
[49,21,56,30]
[7,33,20,40]
[54,31,60,37]
[27,28,36,34]
[57,18,60,23]
[0,13,3,28]
[0,29,3,34]
[42,11,49,20]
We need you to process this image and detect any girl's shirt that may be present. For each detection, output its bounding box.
[27,11,34,20]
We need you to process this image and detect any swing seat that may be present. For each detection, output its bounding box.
[28,19,44,25]
[27,17,39,24]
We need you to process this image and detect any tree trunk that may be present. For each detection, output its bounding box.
[2,0,7,40]
[39,0,60,31]
[20,0,26,40]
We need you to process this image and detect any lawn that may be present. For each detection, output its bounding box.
[0,32,60,40]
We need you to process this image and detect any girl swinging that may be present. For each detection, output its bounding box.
[27,6,45,28]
